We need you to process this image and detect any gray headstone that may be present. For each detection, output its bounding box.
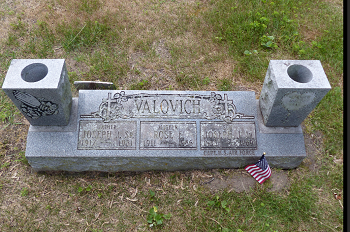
[3,59,331,172]
[2,59,72,126]
[25,90,306,171]
[259,60,331,127]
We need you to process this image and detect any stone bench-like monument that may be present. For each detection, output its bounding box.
[2,59,331,172]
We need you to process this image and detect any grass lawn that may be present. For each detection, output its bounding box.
[0,0,343,231]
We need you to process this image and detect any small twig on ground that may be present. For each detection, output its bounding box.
[126,197,138,202]
[109,195,114,209]
[180,178,185,190]
[200,177,215,185]
[130,203,148,213]
[208,217,224,228]
[130,187,138,198]
[313,217,337,232]
[67,23,86,47]
[338,200,343,209]
[9,163,19,172]
[195,200,199,207]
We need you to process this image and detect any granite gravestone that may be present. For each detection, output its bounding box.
[2,59,331,172]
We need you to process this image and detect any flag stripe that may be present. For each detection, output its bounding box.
[245,166,260,172]
[258,173,271,184]
[251,167,270,177]
[248,166,269,176]
[255,168,271,182]
[245,155,271,184]
[250,168,269,177]
[256,170,270,179]
[255,169,271,183]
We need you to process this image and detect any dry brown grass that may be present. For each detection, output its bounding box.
[0,0,343,231]
[0,0,263,92]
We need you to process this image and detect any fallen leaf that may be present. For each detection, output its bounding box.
[193,185,197,191]
[333,193,342,200]
[130,187,138,198]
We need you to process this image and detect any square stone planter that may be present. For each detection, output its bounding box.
[259,60,331,127]
[2,59,72,126]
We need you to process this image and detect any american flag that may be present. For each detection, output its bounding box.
[245,153,271,184]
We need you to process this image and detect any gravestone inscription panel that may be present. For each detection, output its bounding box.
[25,90,306,172]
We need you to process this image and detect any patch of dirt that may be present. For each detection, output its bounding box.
[211,60,234,81]
[0,120,29,166]
[301,124,324,172]
[266,171,290,192]
[152,39,172,60]
[206,174,256,193]
[204,169,290,193]
[323,0,343,13]
[234,73,263,95]
[128,52,146,69]
[299,25,323,43]
[65,57,91,74]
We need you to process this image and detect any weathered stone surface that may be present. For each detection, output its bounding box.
[25,90,306,172]
[259,60,331,127]
[2,59,72,126]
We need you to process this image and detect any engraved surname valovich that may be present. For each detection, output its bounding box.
[81,92,254,123]
[134,98,201,114]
